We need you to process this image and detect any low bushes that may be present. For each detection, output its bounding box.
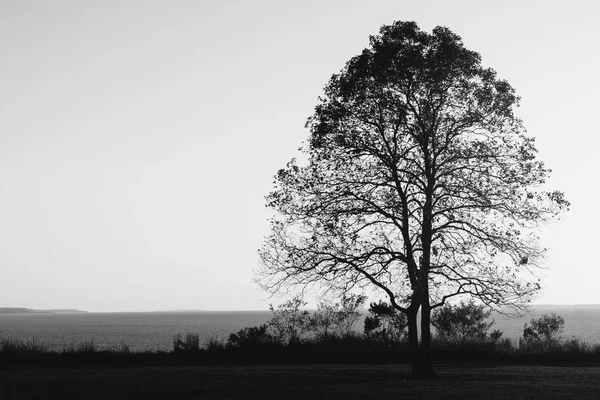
[1,299,599,365]
[0,336,51,355]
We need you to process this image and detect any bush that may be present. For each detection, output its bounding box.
[309,301,338,340]
[62,339,98,354]
[310,294,367,340]
[227,324,276,349]
[336,294,367,337]
[110,341,131,355]
[173,333,200,353]
[204,336,225,351]
[76,339,99,354]
[522,313,564,342]
[363,300,407,344]
[1,337,51,354]
[268,296,310,344]
[520,313,565,350]
[432,300,495,341]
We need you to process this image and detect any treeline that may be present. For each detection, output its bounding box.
[1,297,600,365]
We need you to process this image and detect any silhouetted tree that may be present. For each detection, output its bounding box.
[432,300,494,341]
[309,294,366,340]
[364,300,407,344]
[522,313,565,344]
[258,20,568,378]
[336,294,367,337]
[227,324,276,349]
[268,296,310,344]
[309,300,340,341]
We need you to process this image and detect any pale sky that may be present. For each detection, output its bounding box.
[1,0,598,312]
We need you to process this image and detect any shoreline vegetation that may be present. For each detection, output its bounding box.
[2,333,600,366]
[2,303,600,399]
[2,299,600,366]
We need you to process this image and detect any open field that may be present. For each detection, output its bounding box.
[1,363,599,399]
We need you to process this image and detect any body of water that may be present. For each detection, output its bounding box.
[0,306,599,352]
[0,311,272,352]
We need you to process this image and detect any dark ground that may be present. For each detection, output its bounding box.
[1,363,599,399]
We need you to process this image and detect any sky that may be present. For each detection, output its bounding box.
[1,0,598,312]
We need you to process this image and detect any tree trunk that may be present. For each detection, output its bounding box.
[414,301,435,379]
[404,304,430,379]
[406,306,418,351]
[406,308,419,375]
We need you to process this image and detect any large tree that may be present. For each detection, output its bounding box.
[257,21,568,378]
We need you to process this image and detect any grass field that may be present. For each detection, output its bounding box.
[1,363,599,399]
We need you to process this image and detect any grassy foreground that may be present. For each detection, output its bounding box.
[1,363,599,399]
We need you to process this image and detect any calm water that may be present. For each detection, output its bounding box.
[0,311,272,352]
[0,306,599,352]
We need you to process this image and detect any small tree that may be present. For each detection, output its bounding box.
[336,294,367,337]
[309,301,340,340]
[522,313,564,343]
[310,294,366,339]
[364,300,408,344]
[431,300,495,341]
[268,296,310,344]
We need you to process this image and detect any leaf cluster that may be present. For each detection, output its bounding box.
[431,300,495,341]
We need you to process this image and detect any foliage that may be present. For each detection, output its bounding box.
[309,301,340,340]
[204,336,226,351]
[432,300,495,341]
[363,300,407,343]
[2,327,600,365]
[0,336,50,354]
[258,20,568,377]
[110,341,131,355]
[62,339,99,354]
[489,329,504,342]
[268,296,311,344]
[310,294,366,339]
[336,294,367,337]
[226,324,275,349]
[522,313,565,343]
[173,333,200,353]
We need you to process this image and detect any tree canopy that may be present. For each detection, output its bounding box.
[257,21,568,377]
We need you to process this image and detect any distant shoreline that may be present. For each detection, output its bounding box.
[1,304,599,314]
[0,307,87,315]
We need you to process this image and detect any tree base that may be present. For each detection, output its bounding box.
[410,348,436,380]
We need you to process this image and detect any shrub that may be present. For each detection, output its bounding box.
[62,339,98,354]
[1,337,51,354]
[522,313,564,343]
[310,294,367,340]
[363,300,407,344]
[204,336,225,351]
[336,294,367,337]
[520,313,565,352]
[227,324,276,349]
[490,329,504,342]
[76,339,99,353]
[309,301,340,340]
[110,341,131,355]
[173,333,200,353]
[268,296,310,344]
[432,300,495,341]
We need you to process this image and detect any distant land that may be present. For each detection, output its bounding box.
[1,305,599,315]
[533,304,600,309]
[0,307,87,314]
